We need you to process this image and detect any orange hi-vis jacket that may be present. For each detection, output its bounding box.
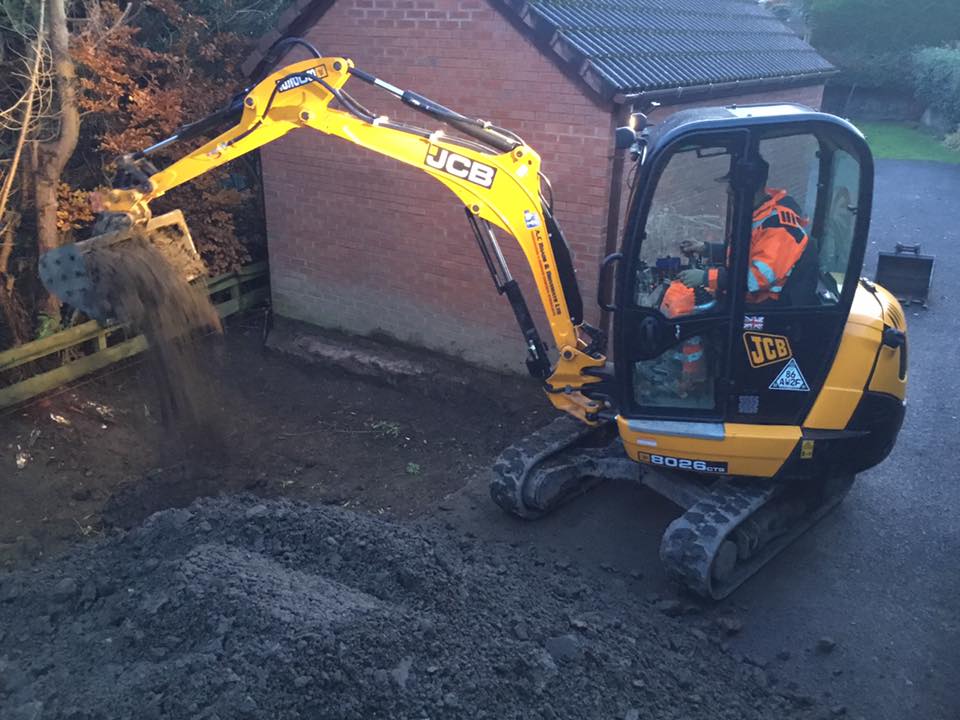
[706,188,809,304]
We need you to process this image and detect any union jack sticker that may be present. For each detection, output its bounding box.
[743,315,764,330]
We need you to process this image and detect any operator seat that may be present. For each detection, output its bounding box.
[779,237,820,306]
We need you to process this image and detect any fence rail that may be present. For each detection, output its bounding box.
[0,261,269,410]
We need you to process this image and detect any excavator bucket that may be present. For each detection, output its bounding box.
[38,210,205,324]
[874,242,934,307]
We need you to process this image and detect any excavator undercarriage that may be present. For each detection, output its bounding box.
[490,422,857,598]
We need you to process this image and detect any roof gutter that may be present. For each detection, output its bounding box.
[612,70,839,107]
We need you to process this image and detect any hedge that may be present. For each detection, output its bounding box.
[912,47,960,127]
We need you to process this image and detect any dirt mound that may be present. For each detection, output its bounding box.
[0,496,816,720]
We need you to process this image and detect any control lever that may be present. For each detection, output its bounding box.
[639,316,659,350]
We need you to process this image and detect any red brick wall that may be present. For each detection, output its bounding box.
[260,4,826,372]
[261,0,616,371]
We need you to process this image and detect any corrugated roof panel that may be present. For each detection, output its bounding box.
[526,0,833,93]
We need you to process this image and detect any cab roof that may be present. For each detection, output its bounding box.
[643,104,865,154]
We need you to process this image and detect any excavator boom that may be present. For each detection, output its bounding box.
[39,46,606,423]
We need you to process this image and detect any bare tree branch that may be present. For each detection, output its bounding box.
[0,1,44,235]
[34,0,81,322]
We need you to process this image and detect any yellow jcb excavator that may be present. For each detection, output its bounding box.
[39,39,908,598]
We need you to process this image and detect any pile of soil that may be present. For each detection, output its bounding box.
[0,496,816,720]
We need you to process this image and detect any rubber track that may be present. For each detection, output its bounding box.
[660,475,855,599]
[490,415,613,519]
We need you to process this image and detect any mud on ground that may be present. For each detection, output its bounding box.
[1,322,546,569]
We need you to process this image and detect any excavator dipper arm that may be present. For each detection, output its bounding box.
[75,53,606,423]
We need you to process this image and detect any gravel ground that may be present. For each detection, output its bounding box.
[0,496,818,720]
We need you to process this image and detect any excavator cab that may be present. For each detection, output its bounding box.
[615,105,873,436]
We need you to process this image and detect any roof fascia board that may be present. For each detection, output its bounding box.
[615,70,839,107]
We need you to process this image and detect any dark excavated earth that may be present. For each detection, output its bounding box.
[0,495,819,720]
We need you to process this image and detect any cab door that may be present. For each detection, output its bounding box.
[614,120,873,428]
[614,130,751,421]
[724,126,871,426]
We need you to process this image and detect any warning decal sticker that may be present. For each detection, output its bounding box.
[769,358,810,392]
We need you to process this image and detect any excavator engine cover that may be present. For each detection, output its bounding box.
[39,210,204,323]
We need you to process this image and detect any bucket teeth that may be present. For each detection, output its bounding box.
[38,209,205,324]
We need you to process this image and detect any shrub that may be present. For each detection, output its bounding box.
[944,128,960,152]
[821,49,914,91]
[810,0,960,89]
[911,47,960,127]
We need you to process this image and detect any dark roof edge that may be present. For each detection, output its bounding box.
[240,0,615,110]
[613,70,839,107]
[241,0,334,78]
[239,0,835,106]
[489,0,621,105]
[507,0,835,103]
[487,0,614,111]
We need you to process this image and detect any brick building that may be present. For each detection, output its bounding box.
[243,0,834,371]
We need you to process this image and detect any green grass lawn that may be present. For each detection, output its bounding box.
[855,121,960,164]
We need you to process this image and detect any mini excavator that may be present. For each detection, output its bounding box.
[39,39,908,598]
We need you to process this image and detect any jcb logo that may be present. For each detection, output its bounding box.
[424,145,496,188]
[743,331,792,368]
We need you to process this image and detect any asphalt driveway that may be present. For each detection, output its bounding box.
[445,159,960,720]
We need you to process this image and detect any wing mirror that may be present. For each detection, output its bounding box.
[615,126,636,150]
[615,112,650,161]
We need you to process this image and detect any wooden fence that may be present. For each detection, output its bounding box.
[0,261,269,410]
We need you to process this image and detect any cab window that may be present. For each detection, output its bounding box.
[630,138,738,411]
[634,140,736,317]
[754,132,820,307]
[817,149,860,298]
[757,131,861,307]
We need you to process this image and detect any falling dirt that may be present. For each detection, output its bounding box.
[85,236,224,455]
[0,495,821,720]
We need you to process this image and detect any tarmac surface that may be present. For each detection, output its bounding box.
[444,159,960,720]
